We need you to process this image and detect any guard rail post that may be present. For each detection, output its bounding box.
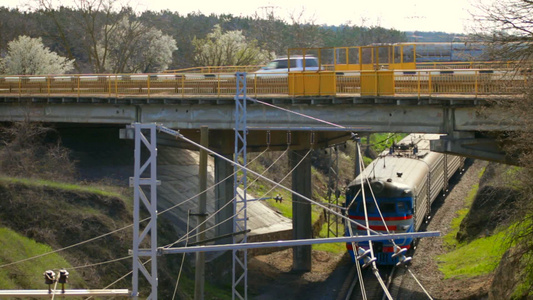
[475,70,479,96]
[147,75,151,99]
[428,72,432,96]
[417,70,421,98]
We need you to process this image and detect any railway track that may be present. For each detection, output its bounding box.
[342,265,396,300]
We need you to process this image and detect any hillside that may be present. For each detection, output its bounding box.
[397,160,533,299]
[0,177,218,298]
[0,178,132,290]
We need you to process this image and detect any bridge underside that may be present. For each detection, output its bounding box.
[430,132,519,165]
[153,129,352,153]
[0,95,522,162]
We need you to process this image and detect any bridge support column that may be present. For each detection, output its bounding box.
[290,149,312,272]
[214,154,234,244]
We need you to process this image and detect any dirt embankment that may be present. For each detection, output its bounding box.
[397,159,491,300]
[0,180,188,299]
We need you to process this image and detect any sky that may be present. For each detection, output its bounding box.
[132,0,480,34]
[0,0,480,34]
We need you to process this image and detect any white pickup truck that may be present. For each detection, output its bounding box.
[255,56,320,77]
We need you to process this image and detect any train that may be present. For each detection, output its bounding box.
[344,133,465,265]
[408,42,488,62]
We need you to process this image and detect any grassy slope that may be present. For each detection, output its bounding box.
[0,227,85,289]
[437,166,513,281]
[0,176,231,299]
[0,176,133,291]
[438,229,508,279]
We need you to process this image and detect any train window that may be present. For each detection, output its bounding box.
[379,202,396,213]
[357,201,377,214]
[398,202,406,212]
[397,201,412,213]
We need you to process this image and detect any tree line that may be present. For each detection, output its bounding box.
[0,2,409,75]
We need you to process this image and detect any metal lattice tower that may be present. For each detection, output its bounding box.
[326,146,340,237]
[131,123,159,300]
[233,72,248,300]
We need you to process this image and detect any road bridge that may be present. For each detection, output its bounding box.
[0,90,519,162]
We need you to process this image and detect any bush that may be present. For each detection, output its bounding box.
[0,122,76,181]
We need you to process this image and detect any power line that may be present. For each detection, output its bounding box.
[162,125,392,235]
[165,147,292,248]
[172,210,192,300]
[0,146,273,271]
[69,256,132,271]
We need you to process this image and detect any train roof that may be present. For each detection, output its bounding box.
[349,134,443,191]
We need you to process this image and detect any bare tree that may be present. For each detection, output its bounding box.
[250,6,287,56]
[287,8,323,48]
[102,16,177,73]
[472,1,533,298]
[0,121,76,181]
[36,0,127,73]
[472,0,533,60]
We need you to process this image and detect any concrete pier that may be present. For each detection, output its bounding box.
[290,149,312,272]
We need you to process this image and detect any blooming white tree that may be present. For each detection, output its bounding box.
[192,24,273,66]
[3,36,74,75]
[101,16,178,73]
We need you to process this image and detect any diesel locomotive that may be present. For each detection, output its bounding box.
[345,134,464,265]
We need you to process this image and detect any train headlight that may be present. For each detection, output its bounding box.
[400,225,410,231]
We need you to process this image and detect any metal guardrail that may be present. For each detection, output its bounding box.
[163,65,261,73]
[0,69,527,99]
[416,61,518,70]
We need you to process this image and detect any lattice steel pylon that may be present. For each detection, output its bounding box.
[326,146,340,237]
[233,72,248,300]
[131,123,160,300]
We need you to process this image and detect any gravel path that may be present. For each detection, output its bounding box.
[396,159,490,300]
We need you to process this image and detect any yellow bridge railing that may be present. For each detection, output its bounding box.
[0,69,528,99]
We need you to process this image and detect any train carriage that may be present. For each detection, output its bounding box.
[345,133,465,265]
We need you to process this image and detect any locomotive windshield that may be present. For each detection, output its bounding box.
[355,199,411,215]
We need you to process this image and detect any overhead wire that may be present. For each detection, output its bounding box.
[0,90,363,272]
[353,142,393,300]
[345,190,367,300]
[68,256,132,271]
[3,91,420,295]
[351,135,435,299]
[174,129,385,237]
[0,224,134,269]
[249,98,347,130]
[78,148,272,293]
[164,147,289,248]
[172,209,192,300]
[90,146,292,292]
[0,145,272,271]
[406,266,434,300]
[346,139,394,299]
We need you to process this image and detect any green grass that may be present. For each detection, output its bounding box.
[437,166,516,280]
[512,252,533,298]
[176,275,232,300]
[0,176,125,199]
[437,228,508,279]
[313,221,346,253]
[248,164,324,223]
[0,227,85,289]
[442,167,486,248]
